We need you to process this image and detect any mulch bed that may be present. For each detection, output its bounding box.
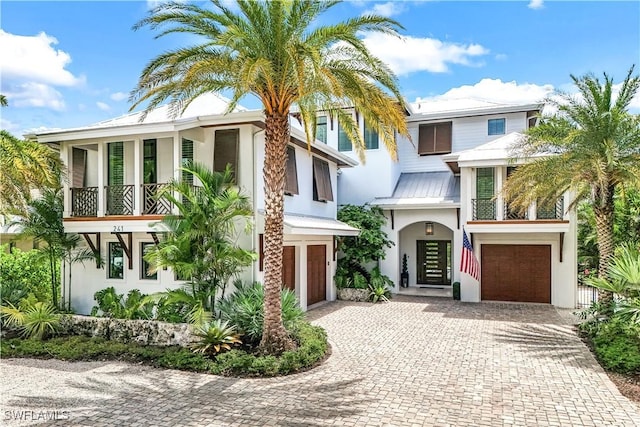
[607,372,640,406]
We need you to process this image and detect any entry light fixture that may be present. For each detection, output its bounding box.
[425,222,434,235]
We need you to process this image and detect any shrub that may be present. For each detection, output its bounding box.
[0,246,56,304]
[91,287,154,320]
[368,267,393,303]
[1,300,60,339]
[191,319,242,356]
[218,282,303,345]
[592,319,640,373]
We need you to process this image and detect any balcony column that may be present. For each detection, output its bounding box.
[495,167,504,220]
[97,142,105,217]
[172,132,181,215]
[60,144,71,217]
[133,138,142,216]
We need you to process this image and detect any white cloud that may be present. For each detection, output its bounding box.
[96,102,111,112]
[0,30,83,87]
[528,0,544,9]
[4,83,66,111]
[495,53,508,61]
[0,118,20,133]
[361,33,489,75]
[110,92,128,102]
[362,2,406,18]
[422,78,554,105]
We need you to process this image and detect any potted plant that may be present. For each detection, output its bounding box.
[401,254,409,288]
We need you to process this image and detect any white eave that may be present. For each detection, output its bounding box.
[465,221,570,234]
[371,198,460,210]
[259,212,360,236]
[407,101,542,123]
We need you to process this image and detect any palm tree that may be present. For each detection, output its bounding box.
[0,95,8,107]
[131,0,409,353]
[503,67,640,286]
[0,130,63,217]
[145,162,255,321]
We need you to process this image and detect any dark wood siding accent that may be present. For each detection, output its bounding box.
[481,244,551,303]
[259,233,264,271]
[312,157,333,202]
[214,129,239,178]
[284,146,299,195]
[72,147,87,188]
[307,245,326,305]
[282,246,296,291]
[418,122,452,155]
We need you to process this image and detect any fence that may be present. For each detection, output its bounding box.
[576,281,599,309]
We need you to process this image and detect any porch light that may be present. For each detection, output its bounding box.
[425,222,434,235]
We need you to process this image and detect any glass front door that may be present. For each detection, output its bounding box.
[416,240,451,285]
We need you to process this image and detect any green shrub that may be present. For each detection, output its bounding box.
[0,320,328,377]
[191,319,242,355]
[1,300,60,339]
[0,246,56,304]
[368,267,392,302]
[91,287,153,320]
[218,282,303,345]
[592,319,640,373]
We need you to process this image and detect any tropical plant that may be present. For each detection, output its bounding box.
[0,94,7,107]
[191,319,242,356]
[91,287,154,320]
[1,300,60,340]
[218,281,304,346]
[503,67,640,292]
[337,204,394,265]
[145,163,254,320]
[368,267,393,303]
[0,131,63,217]
[131,0,409,354]
[0,245,54,304]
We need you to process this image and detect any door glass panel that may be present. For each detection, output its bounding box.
[416,240,451,285]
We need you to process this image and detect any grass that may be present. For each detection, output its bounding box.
[0,321,329,377]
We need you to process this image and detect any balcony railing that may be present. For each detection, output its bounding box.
[142,183,172,215]
[105,185,134,216]
[71,187,98,217]
[504,202,528,220]
[537,198,564,220]
[472,198,496,220]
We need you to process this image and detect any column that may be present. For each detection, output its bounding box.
[60,144,71,217]
[97,142,105,217]
[172,132,181,215]
[495,166,504,220]
[133,138,142,216]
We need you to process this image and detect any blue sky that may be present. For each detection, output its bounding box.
[1,0,638,136]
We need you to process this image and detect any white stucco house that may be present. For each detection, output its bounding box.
[324,98,577,308]
[30,94,359,314]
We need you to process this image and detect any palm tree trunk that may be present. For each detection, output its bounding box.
[259,111,295,354]
[594,189,615,312]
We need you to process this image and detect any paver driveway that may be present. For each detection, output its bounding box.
[2,296,639,426]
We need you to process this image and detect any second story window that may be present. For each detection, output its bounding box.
[107,142,124,186]
[181,138,194,185]
[312,157,333,202]
[316,116,327,144]
[364,120,379,150]
[72,147,87,188]
[474,167,496,220]
[338,123,352,152]
[284,146,299,196]
[143,139,157,184]
[214,129,239,180]
[418,122,452,156]
[488,118,506,135]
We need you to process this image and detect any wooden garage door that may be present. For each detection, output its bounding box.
[307,245,326,306]
[481,245,551,303]
[282,246,295,291]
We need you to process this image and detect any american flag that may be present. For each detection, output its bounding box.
[460,229,479,280]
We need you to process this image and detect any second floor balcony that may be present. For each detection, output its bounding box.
[471,198,564,221]
[70,183,173,218]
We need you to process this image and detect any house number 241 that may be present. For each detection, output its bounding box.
[113,225,124,232]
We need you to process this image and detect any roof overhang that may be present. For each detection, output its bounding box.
[465,221,570,234]
[407,103,543,122]
[371,198,460,210]
[259,212,360,236]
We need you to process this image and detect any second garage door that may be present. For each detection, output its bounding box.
[481,244,551,303]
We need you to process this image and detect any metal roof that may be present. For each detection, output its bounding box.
[372,171,460,208]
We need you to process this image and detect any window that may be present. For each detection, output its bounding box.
[418,122,452,155]
[476,167,495,199]
[108,242,124,279]
[312,157,333,202]
[316,116,327,144]
[181,138,194,184]
[72,147,87,188]
[140,242,157,280]
[214,129,239,179]
[284,146,299,195]
[364,121,379,150]
[527,111,538,129]
[107,142,124,186]
[488,118,506,135]
[337,123,352,152]
[143,139,157,184]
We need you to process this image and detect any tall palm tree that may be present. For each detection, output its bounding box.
[0,130,63,217]
[503,67,640,285]
[0,95,8,107]
[131,0,409,353]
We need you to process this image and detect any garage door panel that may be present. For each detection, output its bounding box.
[481,244,551,303]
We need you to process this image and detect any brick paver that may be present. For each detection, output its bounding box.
[2,296,639,426]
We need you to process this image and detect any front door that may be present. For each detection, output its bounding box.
[307,245,326,306]
[416,240,451,285]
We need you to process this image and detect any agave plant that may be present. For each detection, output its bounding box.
[1,300,60,340]
[368,267,393,303]
[191,319,242,356]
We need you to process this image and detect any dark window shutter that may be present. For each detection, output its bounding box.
[107,142,124,186]
[476,167,495,199]
[434,122,452,153]
[259,234,264,271]
[418,124,435,155]
[284,146,299,195]
[313,157,333,202]
[181,139,194,184]
[72,147,87,188]
[214,129,239,178]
